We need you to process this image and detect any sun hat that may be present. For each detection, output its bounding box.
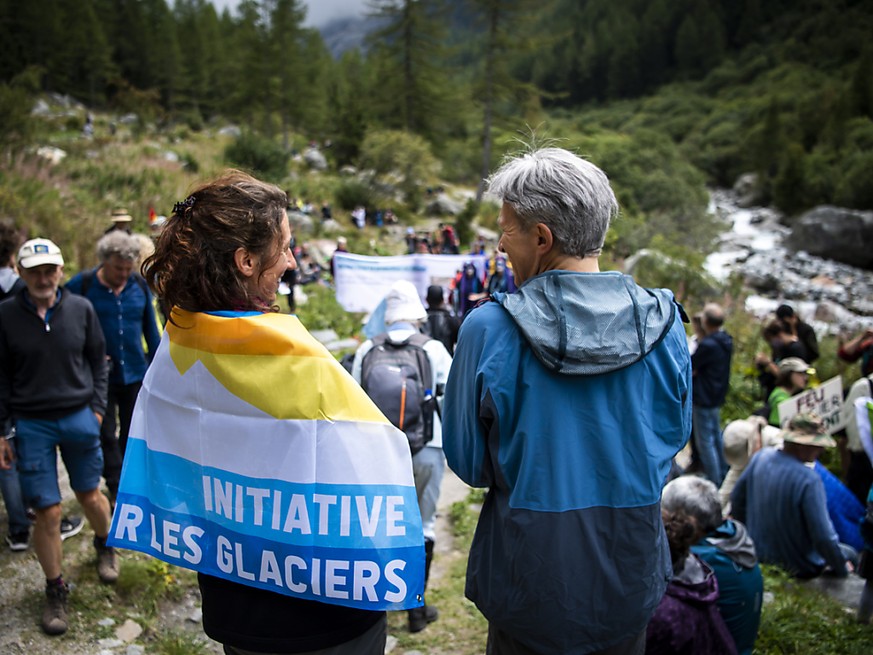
[17,238,64,269]
[781,413,836,448]
[384,280,427,324]
[111,208,133,223]
[723,417,783,467]
[778,357,814,375]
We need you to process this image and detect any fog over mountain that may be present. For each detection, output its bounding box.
[210,0,365,27]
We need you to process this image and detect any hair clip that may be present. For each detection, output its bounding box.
[172,195,196,215]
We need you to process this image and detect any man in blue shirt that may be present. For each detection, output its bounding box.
[691,303,733,485]
[731,413,857,578]
[66,231,161,502]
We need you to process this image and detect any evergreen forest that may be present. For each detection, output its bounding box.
[1,0,872,260]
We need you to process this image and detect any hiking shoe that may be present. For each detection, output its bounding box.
[6,530,29,552]
[94,537,119,583]
[60,516,84,541]
[42,581,69,635]
[408,604,439,632]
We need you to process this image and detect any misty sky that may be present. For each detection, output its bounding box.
[210,0,366,27]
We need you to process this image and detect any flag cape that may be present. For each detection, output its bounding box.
[108,309,425,611]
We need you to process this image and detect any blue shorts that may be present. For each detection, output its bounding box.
[15,406,104,509]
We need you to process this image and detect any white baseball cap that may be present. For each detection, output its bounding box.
[18,238,64,268]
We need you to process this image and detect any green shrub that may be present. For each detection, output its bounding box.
[455,199,479,252]
[357,129,440,208]
[293,284,365,340]
[334,179,376,212]
[224,131,289,182]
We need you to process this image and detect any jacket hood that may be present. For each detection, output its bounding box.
[706,519,758,569]
[668,554,720,605]
[494,270,680,375]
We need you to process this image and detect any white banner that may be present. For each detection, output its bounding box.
[777,375,845,433]
[333,253,489,313]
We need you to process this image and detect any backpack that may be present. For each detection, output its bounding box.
[424,309,457,356]
[361,332,436,455]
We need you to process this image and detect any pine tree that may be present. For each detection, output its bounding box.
[265,0,307,148]
[848,45,873,120]
[329,49,374,167]
[470,0,548,201]
[365,0,457,142]
[772,142,807,215]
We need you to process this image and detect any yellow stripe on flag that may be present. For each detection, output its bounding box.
[166,309,386,423]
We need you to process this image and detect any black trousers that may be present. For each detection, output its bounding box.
[847,449,873,506]
[486,624,646,655]
[100,381,141,496]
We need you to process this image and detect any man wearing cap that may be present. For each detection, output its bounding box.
[351,280,453,633]
[0,238,117,636]
[730,413,857,579]
[66,231,161,503]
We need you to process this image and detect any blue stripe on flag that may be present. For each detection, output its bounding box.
[119,439,421,550]
[109,493,425,611]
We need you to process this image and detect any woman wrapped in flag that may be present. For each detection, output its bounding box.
[109,171,425,654]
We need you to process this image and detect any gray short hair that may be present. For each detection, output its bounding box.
[97,231,141,263]
[661,475,723,533]
[486,147,618,258]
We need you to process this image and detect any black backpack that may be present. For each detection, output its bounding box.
[424,309,458,356]
[361,332,436,455]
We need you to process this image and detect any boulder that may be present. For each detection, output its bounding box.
[425,193,464,217]
[303,147,328,171]
[287,211,314,234]
[35,146,67,165]
[785,206,873,270]
[218,125,241,137]
[732,172,766,208]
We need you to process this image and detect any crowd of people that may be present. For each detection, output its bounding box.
[1,148,872,655]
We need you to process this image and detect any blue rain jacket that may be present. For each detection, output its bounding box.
[443,270,692,654]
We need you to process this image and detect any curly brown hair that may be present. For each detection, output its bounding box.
[143,170,287,319]
[662,508,702,571]
[0,220,23,266]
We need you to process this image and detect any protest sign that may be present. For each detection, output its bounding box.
[333,252,488,313]
[776,375,845,433]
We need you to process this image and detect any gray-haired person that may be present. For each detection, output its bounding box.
[66,231,161,502]
[662,475,763,655]
[443,147,692,655]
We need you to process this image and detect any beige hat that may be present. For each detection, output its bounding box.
[384,280,427,324]
[781,413,836,448]
[778,357,814,375]
[111,208,133,223]
[18,238,64,269]
[722,417,783,467]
